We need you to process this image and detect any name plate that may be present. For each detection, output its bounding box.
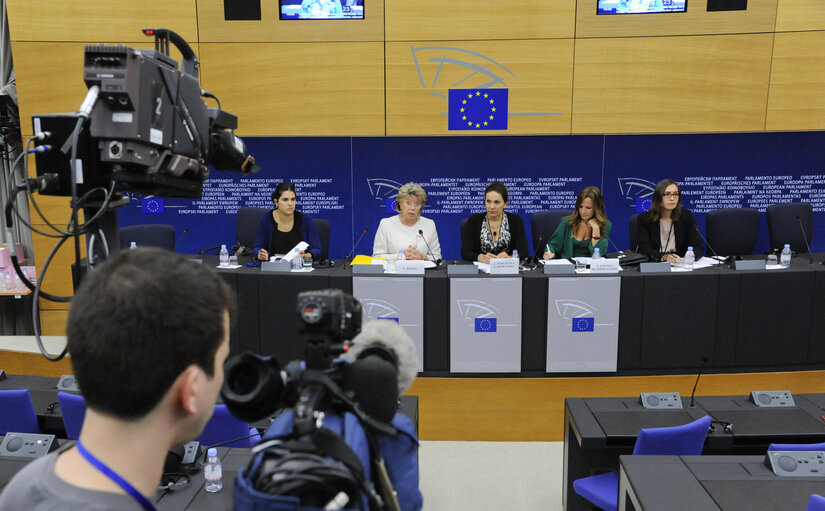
[734,259,766,271]
[396,260,426,275]
[352,264,385,275]
[639,262,671,273]
[261,261,291,272]
[490,257,519,275]
[447,264,478,275]
[543,263,574,275]
[589,258,620,274]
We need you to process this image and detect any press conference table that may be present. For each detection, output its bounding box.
[563,393,825,511]
[210,255,825,375]
[618,455,824,511]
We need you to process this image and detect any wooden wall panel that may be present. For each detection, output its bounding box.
[386,40,574,135]
[31,231,85,306]
[572,34,774,134]
[766,31,825,131]
[38,311,70,337]
[198,43,385,136]
[775,0,825,32]
[6,0,198,42]
[409,370,825,441]
[386,1,575,41]
[196,0,384,42]
[576,0,778,38]
[0,349,73,376]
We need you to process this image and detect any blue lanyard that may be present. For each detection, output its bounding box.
[76,440,157,511]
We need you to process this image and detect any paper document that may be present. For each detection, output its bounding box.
[541,259,574,266]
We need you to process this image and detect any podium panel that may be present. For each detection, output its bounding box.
[547,276,620,372]
[352,276,424,372]
[450,277,522,372]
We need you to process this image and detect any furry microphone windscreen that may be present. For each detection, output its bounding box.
[342,319,419,395]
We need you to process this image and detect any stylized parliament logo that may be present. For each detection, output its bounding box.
[366,178,403,211]
[617,177,656,212]
[359,299,401,323]
[409,46,563,130]
[456,299,498,333]
[554,299,596,333]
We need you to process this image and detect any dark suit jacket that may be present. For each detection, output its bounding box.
[461,212,529,261]
[636,209,704,261]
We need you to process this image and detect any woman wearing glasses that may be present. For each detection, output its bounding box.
[637,179,704,263]
[462,180,528,263]
[373,182,442,261]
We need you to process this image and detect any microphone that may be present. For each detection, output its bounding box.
[418,229,442,266]
[795,216,813,264]
[342,319,418,396]
[343,355,399,423]
[345,226,369,264]
[175,227,190,250]
[527,234,544,267]
[607,237,628,260]
[693,225,726,266]
[689,356,709,408]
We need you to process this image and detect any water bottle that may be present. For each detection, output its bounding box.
[780,244,791,268]
[684,246,695,270]
[592,247,601,260]
[219,244,229,267]
[4,271,12,290]
[512,249,519,261]
[397,249,406,261]
[204,447,222,492]
[129,241,137,249]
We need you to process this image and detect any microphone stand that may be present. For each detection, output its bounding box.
[795,216,814,264]
[344,226,370,269]
[417,229,442,267]
[693,226,726,270]
[689,356,709,408]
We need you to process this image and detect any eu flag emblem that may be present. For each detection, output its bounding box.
[474,317,497,332]
[385,197,396,213]
[573,318,595,332]
[141,197,165,214]
[636,197,652,213]
[448,89,508,131]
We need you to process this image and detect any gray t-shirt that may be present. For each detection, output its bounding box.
[0,450,144,510]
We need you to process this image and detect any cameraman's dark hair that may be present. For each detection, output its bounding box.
[485,180,509,203]
[66,247,235,420]
[271,182,296,203]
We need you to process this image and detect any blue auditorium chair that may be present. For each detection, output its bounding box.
[573,415,711,511]
[119,224,176,251]
[197,404,261,448]
[530,210,573,254]
[0,389,40,434]
[629,213,639,251]
[766,201,813,253]
[706,208,759,257]
[313,218,331,260]
[808,494,825,511]
[57,391,86,440]
[768,441,825,451]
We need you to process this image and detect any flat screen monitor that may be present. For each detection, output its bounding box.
[597,0,687,14]
[279,0,364,20]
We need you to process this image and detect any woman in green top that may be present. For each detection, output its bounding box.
[543,186,611,259]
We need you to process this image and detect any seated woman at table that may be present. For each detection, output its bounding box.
[543,186,611,259]
[254,182,322,261]
[461,180,529,263]
[637,179,704,263]
[373,182,442,261]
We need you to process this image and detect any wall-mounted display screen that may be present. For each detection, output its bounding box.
[279,0,364,19]
[597,0,687,15]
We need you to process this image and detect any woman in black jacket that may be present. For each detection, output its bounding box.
[461,181,528,262]
[637,179,704,263]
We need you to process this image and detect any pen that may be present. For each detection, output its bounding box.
[545,243,550,254]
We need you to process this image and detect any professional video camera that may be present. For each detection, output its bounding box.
[31,28,258,198]
[223,289,419,510]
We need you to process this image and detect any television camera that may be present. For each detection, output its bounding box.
[222,289,405,510]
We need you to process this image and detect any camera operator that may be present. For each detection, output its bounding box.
[0,248,235,511]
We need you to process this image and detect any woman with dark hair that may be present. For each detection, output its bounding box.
[461,181,528,263]
[636,179,703,263]
[543,186,611,259]
[254,182,322,261]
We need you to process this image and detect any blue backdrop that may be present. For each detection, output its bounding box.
[119,131,825,258]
